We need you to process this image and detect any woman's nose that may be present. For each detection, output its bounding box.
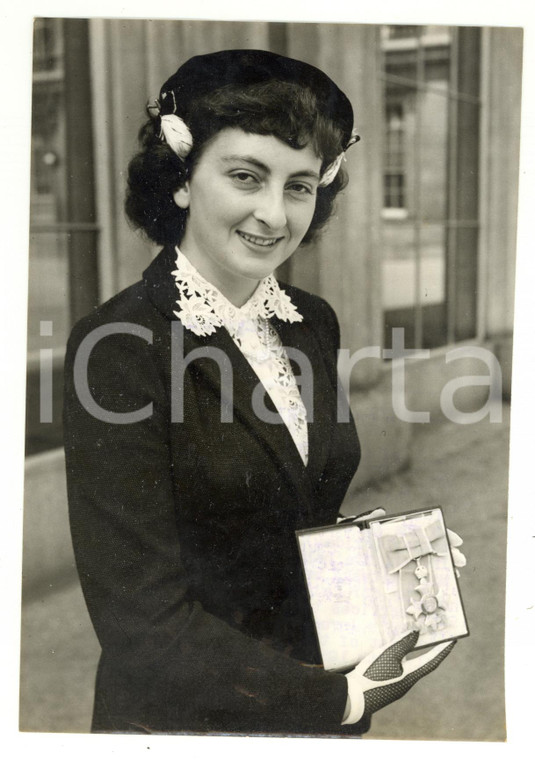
[253,187,287,230]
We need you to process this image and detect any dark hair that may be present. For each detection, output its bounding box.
[125,80,349,247]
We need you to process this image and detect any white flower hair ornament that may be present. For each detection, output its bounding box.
[147,96,194,160]
[159,115,194,160]
[318,127,361,187]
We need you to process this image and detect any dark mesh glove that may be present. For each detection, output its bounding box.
[342,630,455,724]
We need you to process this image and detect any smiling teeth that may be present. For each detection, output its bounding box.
[238,232,279,247]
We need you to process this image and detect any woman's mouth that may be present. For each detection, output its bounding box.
[237,231,283,248]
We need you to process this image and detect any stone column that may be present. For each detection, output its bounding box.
[287,23,384,388]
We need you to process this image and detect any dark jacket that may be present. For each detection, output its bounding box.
[64,246,365,736]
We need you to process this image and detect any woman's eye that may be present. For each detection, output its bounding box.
[287,182,314,196]
[230,171,257,185]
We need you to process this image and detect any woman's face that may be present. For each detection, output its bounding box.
[173,127,322,304]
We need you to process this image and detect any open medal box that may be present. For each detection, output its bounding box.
[296,507,469,672]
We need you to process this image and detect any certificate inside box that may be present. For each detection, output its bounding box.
[296,507,469,672]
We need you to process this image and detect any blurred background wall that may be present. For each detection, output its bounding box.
[21,18,521,738]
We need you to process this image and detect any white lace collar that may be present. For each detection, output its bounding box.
[171,247,303,337]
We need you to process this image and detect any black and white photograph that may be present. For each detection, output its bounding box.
[4,2,533,754]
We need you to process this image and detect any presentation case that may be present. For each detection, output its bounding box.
[296,507,469,672]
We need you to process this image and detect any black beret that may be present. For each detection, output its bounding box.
[158,49,355,147]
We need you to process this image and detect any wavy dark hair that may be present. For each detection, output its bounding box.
[125,80,349,247]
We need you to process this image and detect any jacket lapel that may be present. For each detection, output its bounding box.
[143,248,338,514]
[271,315,337,488]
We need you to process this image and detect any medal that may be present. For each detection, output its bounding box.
[406,559,446,632]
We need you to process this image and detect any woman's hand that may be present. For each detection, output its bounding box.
[342,630,455,724]
[446,528,466,576]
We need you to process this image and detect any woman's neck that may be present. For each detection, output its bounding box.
[179,247,261,308]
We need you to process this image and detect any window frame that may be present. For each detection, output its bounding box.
[27,19,99,455]
[380,25,482,352]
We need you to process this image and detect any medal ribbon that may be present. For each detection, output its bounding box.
[377,520,448,575]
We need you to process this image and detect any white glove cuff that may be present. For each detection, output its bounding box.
[342,674,365,724]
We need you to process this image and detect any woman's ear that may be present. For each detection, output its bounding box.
[172,183,190,209]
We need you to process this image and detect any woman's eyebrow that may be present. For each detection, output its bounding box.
[221,155,320,181]
[288,169,321,181]
[221,154,268,171]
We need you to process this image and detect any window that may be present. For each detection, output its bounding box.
[26,19,98,455]
[384,102,406,212]
[381,25,481,350]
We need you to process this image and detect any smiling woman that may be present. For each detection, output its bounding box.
[63,48,455,737]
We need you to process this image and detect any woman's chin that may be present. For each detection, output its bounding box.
[239,262,281,283]
[227,255,280,282]
[232,245,293,281]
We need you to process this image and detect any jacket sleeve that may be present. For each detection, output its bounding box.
[63,314,350,733]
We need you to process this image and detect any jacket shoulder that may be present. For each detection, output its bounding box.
[279,282,338,322]
[67,279,164,343]
[278,281,340,347]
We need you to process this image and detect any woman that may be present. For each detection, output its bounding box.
[64,49,456,736]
